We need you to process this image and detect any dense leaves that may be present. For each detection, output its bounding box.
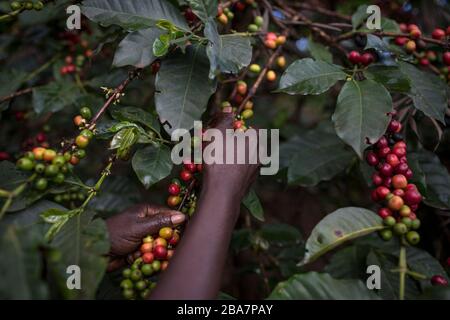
[132,145,173,189]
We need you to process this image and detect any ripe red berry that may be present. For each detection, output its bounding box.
[388,120,402,133]
[404,189,422,205]
[393,147,406,158]
[432,28,445,40]
[183,161,197,173]
[180,169,192,181]
[235,1,246,11]
[405,169,413,180]
[394,141,407,149]
[0,151,10,161]
[377,147,391,159]
[406,184,417,191]
[376,136,389,149]
[393,189,405,197]
[196,164,203,172]
[153,245,168,260]
[383,177,392,188]
[366,151,379,166]
[140,243,153,254]
[386,154,400,167]
[394,37,408,46]
[142,252,154,264]
[371,189,380,202]
[419,58,429,66]
[348,51,361,64]
[388,195,404,211]
[266,32,277,41]
[430,275,448,286]
[36,132,46,143]
[372,173,383,186]
[409,28,421,39]
[168,232,180,246]
[360,52,374,66]
[408,24,419,32]
[378,207,392,219]
[168,183,181,196]
[376,186,391,200]
[392,174,408,189]
[443,52,450,66]
[399,23,408,32]
[379,163,393,177]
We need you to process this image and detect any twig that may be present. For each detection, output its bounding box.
[0,88,33,105]
[337,31,447,47]
[293,3,352,22]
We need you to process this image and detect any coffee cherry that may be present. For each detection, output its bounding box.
[372,173,383,186]
[404,189,422,206]
[168,183,181,196]
[167,249,174,260]
[386,154,400,167]
[379,163,393,177]
[122,268,132,279]
[159,227,173,240]
[79,107,92,120]
[276,56,286,68]
[430,275,448,286]
[171,178,181,186]
[394,37,408,46]
[241,109,254,119]
[383,216,396,227]
[401,217,412,229]
[53,173,65,184]
[376,186,391,200]
[411,219,421,230]
[405,40,416,52]
[180,169,192,181]
[168,232,180,246]
[167,195,181,207]
[379,229,393,241]
[388,120,402,133]
[130,269,142,281]
[141,264,153,276]
[360,52,374,66]
[34,178,48,191]
[34,163,45,173]
[388,195,404,211]
[217,13,228,25]
[266,32,277,41]
[17,157,34,171]
[43,149,56,162]
[378,207,392,219]
[406,231,420,245]
[69,155,80,165]
[404,169,413,179]
[244,100,254,110]
[151,260,161,272]
[383,177,392,188]
[266,70,276,81]
[154,237,167,248]
[120,278,133,289]
[348,51,361,64]
[236,81,247,95]
[183,161,197,173]
[153,245,168,260]
[142,252,154,264]
[140,242,153,254]
[254,16,264,27]
[431,28,445,40]
[419,58,429,66]
[443,52,450,66]
[393,147,406,158]
[264,39,277,49]
[377,146,391,158]
[10,1,22,10]
[52,155,66,167]
[249,64,261,73]
[73,115,85,127]
[34,1,44,10]
[392,174,407,189]
[393,222,408,235]
[276,35,286,45]
[122,288,135,300]
[45,164,59,177]
[80,129,94,140]
[409,28,421,39]
[371,189,380,202]
[75,135,89,148]
[366,151,379,166]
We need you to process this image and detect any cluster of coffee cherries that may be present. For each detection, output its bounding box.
[365,116,422,245]
[120,227,180,299]
[9,0,43,11]
[347,50,375,66]
[166,161,201,216]
[216,0,257,26]
[53,187,87,208]
[15,107,93,190]
[60,43,93,75]
[393,24,450,81]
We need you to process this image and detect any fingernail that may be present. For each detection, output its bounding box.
[171,213,186,225]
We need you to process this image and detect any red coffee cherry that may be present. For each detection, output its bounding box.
[153,245,168,260]
[378,207,392,219]
[376,136,389,149]
[360,52,374,66]
[372,173,383,186]
[388,120,402,133]
[443,52,450,66]
[430,275,448,286]
[348,51,361,64]
[392,174,408,189]
[386,154,400,167]
[379,163,393,177]
[376,186,391,200]
[180,169,193,181]
[366,151,379,166]
[168,183,181,196]
[431,28,446,40]
[404,189,422,206]
[388,195,404,211]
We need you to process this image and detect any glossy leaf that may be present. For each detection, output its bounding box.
[333,79,392,158]
[132,145,173,189]
[364,64,411,92]
[187,0,218,22]
[33,80,80,114]
[278,58,347,95]
[299,207,383,266]
[308,39,332,63]
[242,188,264,222]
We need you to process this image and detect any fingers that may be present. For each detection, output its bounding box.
[133,209,186,240]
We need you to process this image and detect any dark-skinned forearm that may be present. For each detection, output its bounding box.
[150,181,241,300]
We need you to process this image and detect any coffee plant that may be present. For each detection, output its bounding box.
[0,0,450,300]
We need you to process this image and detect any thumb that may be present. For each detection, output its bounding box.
[133,210,186,239]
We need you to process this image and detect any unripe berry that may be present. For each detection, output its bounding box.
[276,35,286,45]
[392,174,407,189]
[276,56,286,68]
[388,195,404,211]
[236,81,247,95]
[73,115,85,127]
[383,216,396,227]
[17,157,34,171]
[159,227,173,240]
[154,237,167,248]
[393,222,408,235]
[248,24,259,32]
[254,16,264,27]
[10,1,22,10]
[43,149,57,162]
[167,195,182,207]
[75,135,89,148]
[406,231,420,245]
[379,229,393,241]
[409,28,421,39]
[405,40,416,52]
[140,243,153,254]
[32,147,46,160]
[249,64,261,73]
[217,13,228,25]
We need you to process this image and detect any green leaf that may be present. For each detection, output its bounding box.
[351,5,368,30]
[332,79,392,158]
[407,247,448,283]
[113,28,163,68]
[325,245,370,280]
[110,127,139,151]
[364,65,411,92]
[268,272,379,299]
[155,45,215,134]
[187,0,218,22]
[204,20,252,79]
[153,33,171,57]
[110,106,160,132]
[409,149,450,209]
[399,61,447,123]
[308,39,332,63]
[0,225,49,299]
[47,211,109,299]
[132,145,173,189]
[278,58,347,95]
[82,0,189,31]
[242,189,264,222]
[33,80,80,114]
[259,223,302,246]
[284,122,355,186]
[299,207,383,266]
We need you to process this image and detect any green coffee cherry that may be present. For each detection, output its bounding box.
[379,229,393,241]
[406,231,420,245]
[34,178,48,191]
[254,16,264,27]
[79,107,92,120]
[17,157,34,171]
[393,223,408,235]
[248,24,259,32]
